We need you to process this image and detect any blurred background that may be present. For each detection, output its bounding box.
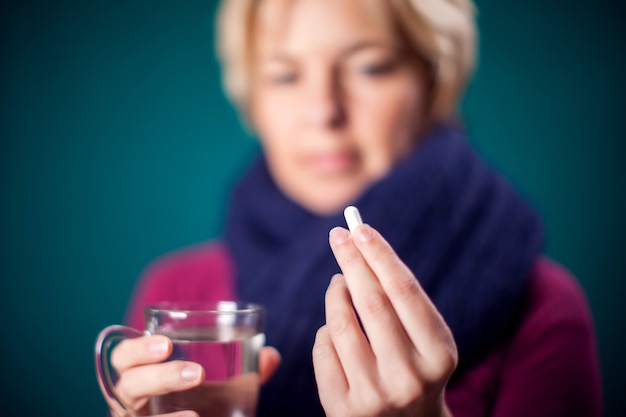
[1,0,624,415]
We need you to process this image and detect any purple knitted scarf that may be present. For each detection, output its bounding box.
[224,123,543,416]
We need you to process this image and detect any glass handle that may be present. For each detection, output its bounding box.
[94,325,143,415]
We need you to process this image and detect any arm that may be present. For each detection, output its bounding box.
[102,242,238,416]
[491,259,602,417]
[124,242,237,329]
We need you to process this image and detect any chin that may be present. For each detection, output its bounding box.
[300,184,367,216]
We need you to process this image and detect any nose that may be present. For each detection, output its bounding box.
[303,70,346,129]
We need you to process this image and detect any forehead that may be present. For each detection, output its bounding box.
[253,0,397,55]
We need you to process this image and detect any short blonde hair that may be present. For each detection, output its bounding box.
[215,0,477,122]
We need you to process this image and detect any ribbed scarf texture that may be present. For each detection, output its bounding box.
[224,123,543,416]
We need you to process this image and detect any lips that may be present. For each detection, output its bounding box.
[305,150,358,176]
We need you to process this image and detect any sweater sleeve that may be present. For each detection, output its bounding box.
[490,258,603,417]
[124,242,237,331]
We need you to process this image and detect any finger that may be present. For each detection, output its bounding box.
[352,224,457,368]
[109,408,199,417]
[312,325,348,408]
[148,412,199,417]
[259,346,281,384]
[329,227,413,363]
[116,361,204,409]
[324,273,377,388]
[111,335,172,373]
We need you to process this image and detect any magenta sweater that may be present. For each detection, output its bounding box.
[126,243,602,417]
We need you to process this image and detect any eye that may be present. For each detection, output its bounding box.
[360,60,397,76]
[270,73,298,85]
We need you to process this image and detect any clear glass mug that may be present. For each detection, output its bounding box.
[95,301,265,417]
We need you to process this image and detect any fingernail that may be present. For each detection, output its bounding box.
[329,227,350,245]
[181,364,202,383]
[149,338,168,355]
[355,225,373,243]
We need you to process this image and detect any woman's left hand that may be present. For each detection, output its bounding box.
[313,224,457,417]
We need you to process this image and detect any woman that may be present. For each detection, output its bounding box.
[102,0,602,416]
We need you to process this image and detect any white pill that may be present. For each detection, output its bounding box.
[344,206,363,233]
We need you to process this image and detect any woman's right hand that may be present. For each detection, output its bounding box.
[109,334,204,417]
[104,335,282,417]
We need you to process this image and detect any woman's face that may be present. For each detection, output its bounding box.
[250,0,429,215]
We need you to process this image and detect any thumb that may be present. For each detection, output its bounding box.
[259,346,281,384]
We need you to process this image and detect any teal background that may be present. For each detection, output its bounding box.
[1,0,624,416]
